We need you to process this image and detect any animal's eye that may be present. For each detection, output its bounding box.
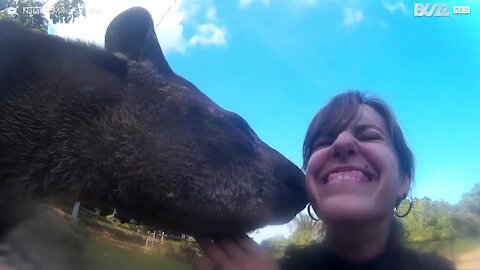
[229,113,255,143]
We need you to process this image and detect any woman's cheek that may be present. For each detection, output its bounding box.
[305,172,318,203]
[305,150,327,202]
[306,149,328,179]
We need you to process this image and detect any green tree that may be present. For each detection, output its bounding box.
[0,0,85,33]
[260,235,290,259]
[453,183,480,235]
[49,0,85,24]
[458,183,480,216]
[261,213,324,259]
[400,197,459,241]
[289,213,324,246]
[0,0,14,12]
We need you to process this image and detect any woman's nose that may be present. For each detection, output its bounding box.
[331,132,357,160]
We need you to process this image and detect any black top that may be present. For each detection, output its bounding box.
[279,242,456,270]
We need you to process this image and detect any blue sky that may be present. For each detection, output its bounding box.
[47,0,480,241]
[168,0,480,204]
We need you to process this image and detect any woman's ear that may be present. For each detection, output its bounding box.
[397,175,411,198]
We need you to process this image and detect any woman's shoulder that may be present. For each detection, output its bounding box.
[279,243,325,270]
[278,243,456,270]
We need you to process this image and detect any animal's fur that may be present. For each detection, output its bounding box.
[0,7,307,239]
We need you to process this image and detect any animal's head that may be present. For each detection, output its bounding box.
[0,7,307,237]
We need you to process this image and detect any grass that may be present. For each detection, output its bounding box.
[85,236,192,270]
[70,225,480,270]
[56,206,480,269]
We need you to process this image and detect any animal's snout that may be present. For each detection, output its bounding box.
[274,158,305,192]
[269,158,307,224]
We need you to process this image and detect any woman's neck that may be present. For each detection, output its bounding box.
[322,217,391,262]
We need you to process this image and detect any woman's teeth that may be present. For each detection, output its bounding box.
[325,170,370,184]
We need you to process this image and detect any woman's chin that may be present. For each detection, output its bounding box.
[316,197,380,223]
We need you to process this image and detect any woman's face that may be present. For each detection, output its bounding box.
[305,105,410,224]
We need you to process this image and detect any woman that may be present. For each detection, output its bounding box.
[186,91,455,270]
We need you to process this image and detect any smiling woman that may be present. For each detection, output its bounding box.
[303,92,413,227]
[186,91,456,270]
[280,91,455,270]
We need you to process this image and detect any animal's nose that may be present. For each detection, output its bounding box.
[331,131,357,160]
[271,157,307,224]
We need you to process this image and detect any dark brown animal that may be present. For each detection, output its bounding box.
[0,7,306,238]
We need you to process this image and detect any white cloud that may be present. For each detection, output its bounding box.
[383,0,408,14]
[189,23,227,46]
[343,7,364,26]
[48,0,227,55]
[239,0,272,9]
[182,0,201,18]
[206,7,217,20]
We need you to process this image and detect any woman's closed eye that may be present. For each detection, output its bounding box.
[358,131,384,141]
[313,139,334,149]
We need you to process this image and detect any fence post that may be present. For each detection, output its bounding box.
[146,231,150,246]
[72,201,81,221]
[152,231,156,247]
[160,231,165,247]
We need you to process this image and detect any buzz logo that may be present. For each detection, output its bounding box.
[414,3,451,17]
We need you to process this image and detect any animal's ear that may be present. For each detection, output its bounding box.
[105,7,172,75]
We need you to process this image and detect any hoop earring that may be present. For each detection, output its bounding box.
[307,203,321,221]
[394,197,413,218]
